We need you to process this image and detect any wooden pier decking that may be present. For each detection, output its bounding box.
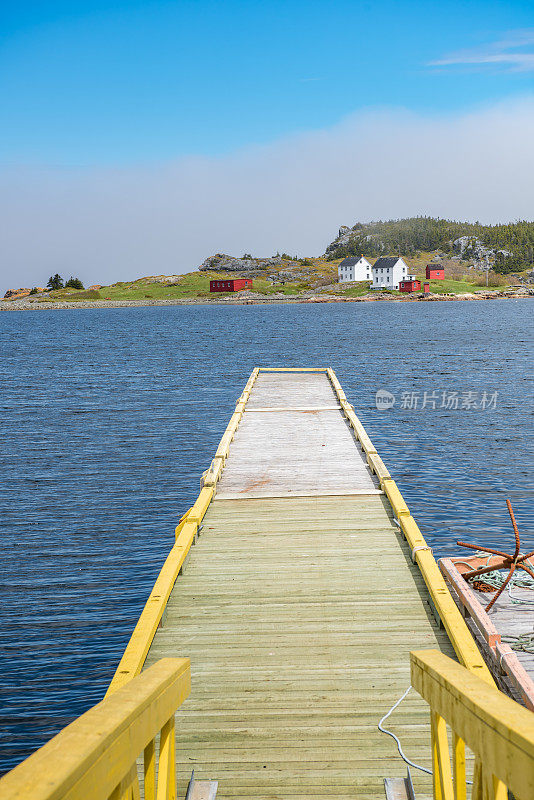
[142,370,456,799]
[3,368,533,800]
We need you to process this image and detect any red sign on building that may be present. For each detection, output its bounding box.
[210,279,253,293]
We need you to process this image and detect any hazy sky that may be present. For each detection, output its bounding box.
[1,1,533,291]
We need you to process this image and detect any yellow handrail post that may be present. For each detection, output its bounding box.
[452,733,466,800]
[411,649,534,800]
[0,658,190,800]
[431,710,454,800]
[471,759,483,800]
[144,739,156,800]
[156,716,176,800]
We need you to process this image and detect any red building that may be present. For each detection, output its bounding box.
[210,279,252,293]
[399,278,421,292]
[426,265,444,280]
[423,282,430,294]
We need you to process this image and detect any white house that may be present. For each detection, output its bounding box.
[371,257,409,290]
[338,256,372,283]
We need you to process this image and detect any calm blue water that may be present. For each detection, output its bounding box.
[0,301,532,775]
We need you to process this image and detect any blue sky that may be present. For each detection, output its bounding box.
[1,0,533,164]
[1,1,533,290]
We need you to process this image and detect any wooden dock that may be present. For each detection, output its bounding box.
[9,367,530,800]
[136,369,465,799]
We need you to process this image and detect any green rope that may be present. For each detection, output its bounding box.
[502,633,534,654]
[465,551,534,606]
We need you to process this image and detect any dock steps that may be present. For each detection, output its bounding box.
[185,770,218,800]
[383,769,416,800]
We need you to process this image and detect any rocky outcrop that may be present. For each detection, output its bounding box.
[4,287,30,299]
[325,226,356,256]
[452,236,512,268]
[142,275,183,284]
[199,254,283,273]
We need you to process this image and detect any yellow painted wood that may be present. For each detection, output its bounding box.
[411,650,534,800]
[258,367,328,371]
[342,405,378,455]
[227,411,242,430]
[383,480,410,517]
[452,733,466,800]
[366,452,391,484]
[326,368,347,401]
[400,515,429,551]
[431,711,454,800]
[492,773,507,800]
[397,515,492,679]
[106,522,197,694]
[243,367,260,390]
[144,740,156,800]
[117,765,140,800]
[174,508,192,539]
[187,488,214,526]
[201,457,224,487]
[156,717,176,800]
[472,759,483,800]
[0,658,190,800]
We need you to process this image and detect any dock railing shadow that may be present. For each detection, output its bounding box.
[411,649,534,800]
[0,657,190,800]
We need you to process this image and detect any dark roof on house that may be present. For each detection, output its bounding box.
[372,257,404,270]
[339,256,367,267]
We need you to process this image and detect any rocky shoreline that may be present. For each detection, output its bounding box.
[1,287,533,311]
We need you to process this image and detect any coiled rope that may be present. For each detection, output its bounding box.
[456,551,534,606]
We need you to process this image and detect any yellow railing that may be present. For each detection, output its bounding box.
[108,366,494,697]
[326,372,494,683]
[106,369,261,695]
[0,658,191,800]
[411,649,534,800]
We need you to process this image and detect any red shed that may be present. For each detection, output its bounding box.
[425,265,444,280]
[399,278,421,292]
[210,279,252,293]
[423,282,430,294]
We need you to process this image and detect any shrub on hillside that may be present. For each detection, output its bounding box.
[474,273,507,288]
[65,277,85,289]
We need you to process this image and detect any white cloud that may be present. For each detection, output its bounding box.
[429,29,534,72]
[1,96,534,293]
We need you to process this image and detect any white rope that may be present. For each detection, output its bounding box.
[411,545,431,562]
[377,686,433,776]
[378,686,473,784]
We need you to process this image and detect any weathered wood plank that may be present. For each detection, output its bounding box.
[144,496,453,800]
[215,410,379,498]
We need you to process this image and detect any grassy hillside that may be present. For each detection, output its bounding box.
[36,271,314,302]
[24,251,519,304]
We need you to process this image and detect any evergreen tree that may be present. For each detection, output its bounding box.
[47,273,64,290]
[65,277,84,289]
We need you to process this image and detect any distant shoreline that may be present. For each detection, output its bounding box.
[1,290,532,311]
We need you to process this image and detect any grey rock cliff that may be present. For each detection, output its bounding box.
[199,254,283,272]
